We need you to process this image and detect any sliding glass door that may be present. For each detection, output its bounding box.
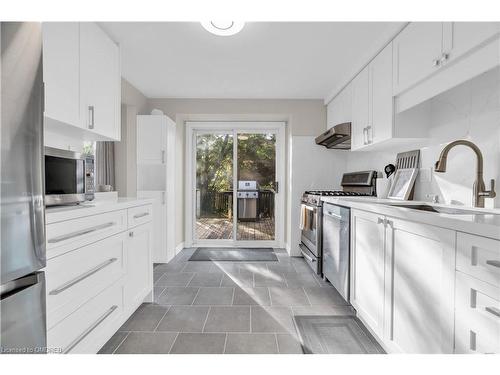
[191,123,284,247]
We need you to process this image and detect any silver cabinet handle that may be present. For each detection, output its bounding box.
[48,222,116,244]
[377,217,385,225]
[63,305,118,353]
[366,126,372,144]
[161,150,165,164]
[133,212,150,219]
[49,258,118,295]
[432,58,440,67]
[88,105,95,129]
[162,191,166,205]
[325,211,342,220]
[485,306,500,318]
[486,260,500,268]
[363,127,368,145]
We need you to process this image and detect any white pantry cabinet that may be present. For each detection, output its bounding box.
[137,115,176,263]
[350,209,386,338]
[383,218,455,354]
[80,22,121,141]
[42,23,80,128]
[42,22,121,142]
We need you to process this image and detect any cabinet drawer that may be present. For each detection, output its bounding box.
[456,232,500,287]
[455,271,500,354]
[128,204,152,228]
[48,282,124,354]
[46,210,127,255]
[46,232,127,329]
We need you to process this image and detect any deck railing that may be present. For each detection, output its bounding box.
[196,190,275,219]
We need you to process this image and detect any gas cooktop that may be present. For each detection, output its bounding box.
[304,190,370,197]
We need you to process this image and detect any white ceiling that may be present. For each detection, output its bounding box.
[100,22,404,100]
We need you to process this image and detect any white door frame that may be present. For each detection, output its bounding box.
[185,121,286,248]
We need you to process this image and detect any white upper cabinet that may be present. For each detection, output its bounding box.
[42,23,80,128]
[326,83,352,129]
[392,22,443,95]
[350,66,369,150]
[137,115,167,164]
[369,42,393,145]
[442,22,500,65]
[42,22,121,142]
[80,23,121,141]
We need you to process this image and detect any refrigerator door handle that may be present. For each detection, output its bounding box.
[30,194,46,267]
[0,273,42,298]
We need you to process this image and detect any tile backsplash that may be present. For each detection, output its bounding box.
[346,66,500,208]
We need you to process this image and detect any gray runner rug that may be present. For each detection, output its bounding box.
[189,247,278,261]
[294,315,385,354]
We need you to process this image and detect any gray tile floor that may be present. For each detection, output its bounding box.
[99,248,352,354]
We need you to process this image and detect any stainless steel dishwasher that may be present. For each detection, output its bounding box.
[322,203,350,302]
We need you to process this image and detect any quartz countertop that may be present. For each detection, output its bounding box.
[320,197,500,240]
[45,197,154,224]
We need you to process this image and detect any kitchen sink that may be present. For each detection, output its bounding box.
[385,204,498,215]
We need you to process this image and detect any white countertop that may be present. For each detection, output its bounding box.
[320,197,500,240]
[45,197,154,224]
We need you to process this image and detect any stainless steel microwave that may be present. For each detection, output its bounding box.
[44,147,95,206]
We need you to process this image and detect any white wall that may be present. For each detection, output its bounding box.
[347,67,500,208]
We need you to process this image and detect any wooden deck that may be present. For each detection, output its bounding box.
[196,218,275,241]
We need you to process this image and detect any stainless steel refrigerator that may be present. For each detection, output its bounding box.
[0,22,47,354]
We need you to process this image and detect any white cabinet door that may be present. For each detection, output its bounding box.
[125,223,152,312]
[80,23,120,141]
[369,42,393,145]
[351,209,386,337]
[384,218,455,353]
[351,67,369,150]
[137,191,168,263]
[42,22,80,128]
[443,22,500,64]
[393,22,443,94]
[137,115,167,164]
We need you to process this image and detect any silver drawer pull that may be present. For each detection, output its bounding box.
[485,306,500,318]
[49,258,118,295]
[486,260,500,268]
[63,305,118,354]
[48,222,116,244]
[133,212,149,219]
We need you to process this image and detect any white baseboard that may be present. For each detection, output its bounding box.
[175,242,185,255]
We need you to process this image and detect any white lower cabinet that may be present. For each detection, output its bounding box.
[351,209,456,353]
[350,210,386,338]
[383,218,455,353]
[124,223,153,314]
[46,204,153,353]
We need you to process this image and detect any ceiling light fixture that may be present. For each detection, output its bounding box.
[201,21,245,36]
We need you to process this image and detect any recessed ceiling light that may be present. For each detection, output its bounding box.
[201,21,245,36]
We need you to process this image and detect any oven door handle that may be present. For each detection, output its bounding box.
[299,243,316,263]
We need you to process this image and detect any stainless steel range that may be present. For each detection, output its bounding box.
[299,171,377,277]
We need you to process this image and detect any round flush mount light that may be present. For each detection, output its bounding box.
[201,21,245,36]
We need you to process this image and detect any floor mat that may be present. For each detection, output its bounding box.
[294,315,385,354]
[189,247,278,262]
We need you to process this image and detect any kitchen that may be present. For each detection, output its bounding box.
[1,2,500,369]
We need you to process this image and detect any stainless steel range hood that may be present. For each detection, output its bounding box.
[315,122,351,150]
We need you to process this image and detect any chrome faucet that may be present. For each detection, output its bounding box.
[434,140,496,208]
